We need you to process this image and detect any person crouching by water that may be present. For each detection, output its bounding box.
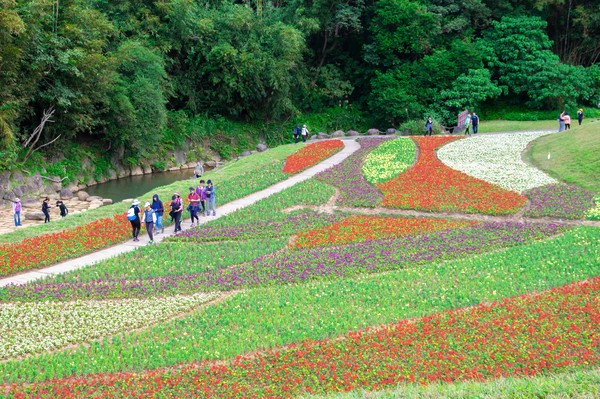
[194,161,204,178]
[151,194,164,234]
[143,202,156,244]
[129,199,141,241]
[42,197,51,223]
[56,200,68,218]
[171,192,183,232]
[206,179,216,216]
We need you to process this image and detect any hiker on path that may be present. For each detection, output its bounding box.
[12,198,21,227]
[143,202,156,244]
[463,113,471,135]
[42,197,51,223]
[471,112,479,134]
[188,187,200,227]
[56,200,68,218]
[194,161,204,178]
[577,109,584,125]
[293,125,301,143]
[151,194,164,234]
[301,124,310,142]
[171,192,183,232]
[206,179,216,216]
[425,116,433,136]
[196,180,207,216]
[128,199,141,242]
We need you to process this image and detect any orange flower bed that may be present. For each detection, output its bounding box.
[293,215,475,248]
[283,140,344,174]
[0,214,132,276]
[378,137,526,215]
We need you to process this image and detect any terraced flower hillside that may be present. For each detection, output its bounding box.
[1,133,599,398]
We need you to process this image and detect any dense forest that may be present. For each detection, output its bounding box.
[1,0,599,172]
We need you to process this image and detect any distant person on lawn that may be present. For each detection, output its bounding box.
[129,199,141,242]
[563,112,571,130]
[151,194,164,234]
[471,112,479,134]
[41,197,51,223]
[143,202,156,244]
[558,111,565,132]
[12,198,21,226]
[577,109,584,125]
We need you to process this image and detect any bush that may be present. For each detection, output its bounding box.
[400,119,444,135]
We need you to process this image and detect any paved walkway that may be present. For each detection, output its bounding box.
[0,140,361,287]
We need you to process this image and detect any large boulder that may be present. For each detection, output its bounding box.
[256,143,268,152]
[25,212,45,221]
[386,128,397,135]
[77,191,90,201]
[317,132,330,139]
[240,151,252,157]
[22,198,39,209]
[366,128,380,136]
[12,185,25,198]
[86,195,103,202]
[60,189,74,200]
[143,165,153,174]
[345,130,360,136]
[331,130,345,138]
[102,198,113,205]
[130,166,144,176]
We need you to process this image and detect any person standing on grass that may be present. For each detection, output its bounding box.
[151,194,164,234]
[471,112,479,134]
[196,180,207,216]
[56,200,68,218]
[188,187,200,227]
[171,192,183,232]
[425,116,433,136]
[577,109,584,125]
[143,202,156,244]
[12,198,21,227]
[206,179,216,216]
[301,124,309,142]
[563,112,571,129]
[558,111,565,132]
[129,199,141,242]
[41,197,51,223]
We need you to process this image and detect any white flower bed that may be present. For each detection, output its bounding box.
[437,132,557,193]
[0,292,219,359]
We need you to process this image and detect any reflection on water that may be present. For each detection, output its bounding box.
[85,168,199,203]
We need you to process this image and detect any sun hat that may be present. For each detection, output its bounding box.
[303,124,307,127]
[132,199,141,205]
[144,202,151,207]
[174,192,180,197]
[15,198,20,202]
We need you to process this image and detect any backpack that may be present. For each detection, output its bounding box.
[127,207,137,221]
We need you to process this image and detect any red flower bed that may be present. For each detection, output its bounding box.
[378,137,526,215]
[283,140,344,174]
[9,277,599,398]
[294,216,475,248]
[0,215,132,276]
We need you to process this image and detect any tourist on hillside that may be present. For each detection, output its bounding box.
[12,198,21,227]
[188,187,200,227]
[56,200,68,218]
[41,197,51,223]
[128,199,141,242]
[301,124,310,142]
[577,109,584,125]
[143,202,156,244]
[463,113,471,135]
[563,112,571,129]
[196,180,207,216]
[171,192,183,232]
[151,194,164,234]
[205,179,216,216]
[293,124,301,143]
[558,111,565,132]
[425,116,433,136]
[471,112,479,134]
[194,161,204,178]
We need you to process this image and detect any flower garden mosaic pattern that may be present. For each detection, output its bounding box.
[5,277,598,398]
[378,137,527,214]
[523,184,596,219]
[293,216,475,248]
[283,140,344,174]
[362,138,416,183]
[436,132,557,192]
[0,292,218,359]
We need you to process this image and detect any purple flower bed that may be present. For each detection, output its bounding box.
[0,222,563,302]
[172,213,346,242]
[524,184,596,219]
[315,137,391,207]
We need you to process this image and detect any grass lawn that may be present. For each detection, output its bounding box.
[524,120,600,193]
[477,119,557,133]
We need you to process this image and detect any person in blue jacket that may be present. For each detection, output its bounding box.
[205,180,216,216]
[151,194,164,234]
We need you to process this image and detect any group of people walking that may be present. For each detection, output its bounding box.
[292,124,310,143]
[558,109,584,132]
[423,111,479,136]
[127,179,216,243]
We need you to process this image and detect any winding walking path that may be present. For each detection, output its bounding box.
[0,140,361,288]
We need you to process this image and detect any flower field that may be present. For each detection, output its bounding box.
[1,133,599,398]
[283,140,344,174]
[378,137,527,214]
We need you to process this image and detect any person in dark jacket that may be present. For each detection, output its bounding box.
[151,194,164,234]
[56,200,68,217]
[171,192,183,232]
[129,199,142,241]
[41,197,51,223]
[205,180,216,216]
[143,202,156,244]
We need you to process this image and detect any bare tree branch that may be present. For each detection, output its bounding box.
[22,107,56,163]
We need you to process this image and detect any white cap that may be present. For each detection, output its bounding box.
[144,202,151,207]
[132,199,141,205]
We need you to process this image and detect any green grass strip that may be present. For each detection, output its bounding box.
[2,226,598,383]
